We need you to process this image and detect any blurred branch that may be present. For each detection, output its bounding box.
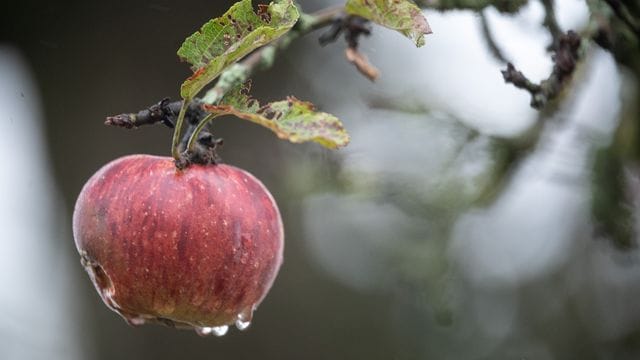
[345,47,380,81]
[318,15,380,81]
[541,0,562,41]
[425,0,638,111]
[479,12,510,63]
[368,0,638,211]
[416,0,528,13]
[592,147,636,249]
[500,0,640,109]
[501,31,582,109]
[365,92,541,205]
[604,0,640,38]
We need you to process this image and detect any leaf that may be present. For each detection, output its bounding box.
[204,82,350,149]
[177,0,299,99]
[345,0,432,47]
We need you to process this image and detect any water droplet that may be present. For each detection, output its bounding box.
[125,316,146,327]
[211,325,229,336]
[235,306,254,331]
[195,325,229,337]
[235,318,251,331]
[195,326,213,336]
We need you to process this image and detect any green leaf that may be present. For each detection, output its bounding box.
[345,0,432,47]
[177,0,299,99]
[204,82,350,149]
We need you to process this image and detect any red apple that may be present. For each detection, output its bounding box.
[72,155,283,336]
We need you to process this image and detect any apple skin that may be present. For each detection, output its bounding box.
[72,154,284,331]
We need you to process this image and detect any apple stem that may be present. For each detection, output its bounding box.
[186,113,223,153]
[175,132,224,170]
[172,112,225,169]
[171,100,190,161]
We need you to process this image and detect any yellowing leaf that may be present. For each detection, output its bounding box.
[345,0,432,47]
[204,82,350,149]
[177,0,299,99]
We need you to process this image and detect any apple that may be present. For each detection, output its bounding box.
[72,155,284,336]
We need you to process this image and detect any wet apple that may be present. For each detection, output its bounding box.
[72,155,284,336]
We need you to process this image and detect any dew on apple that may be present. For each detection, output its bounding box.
[235,318,251,331]
[127,317,146,326]
[195,327,213,336]
[212,325,229,336]
[234,306,253,330]
[195,325,229,337]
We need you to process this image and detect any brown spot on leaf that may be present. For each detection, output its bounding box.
[187,67,206,81]
[257,4,271,22]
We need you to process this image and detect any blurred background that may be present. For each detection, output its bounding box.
[2,0,640,359]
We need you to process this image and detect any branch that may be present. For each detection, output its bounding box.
[500,63,540,94]
[105,98,205,129]
[501,31,581,109]
[345,47,380,81]
[478,12,510,63]
[317,14,380,81]
[541,0,563,42]
[416,0,528,13]
[105,5,344,140]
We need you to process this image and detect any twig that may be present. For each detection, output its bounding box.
[501,63,541,94]
[541,0,563,42]
[318,15,379,81]
[318,15,372,48]
[106,5,345,153]
[501,0,640,109]
[105,98,205,129]
[501,31,581,109]
[416,0,528,13]
[478,12,510,63]
[345,47,380,81]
